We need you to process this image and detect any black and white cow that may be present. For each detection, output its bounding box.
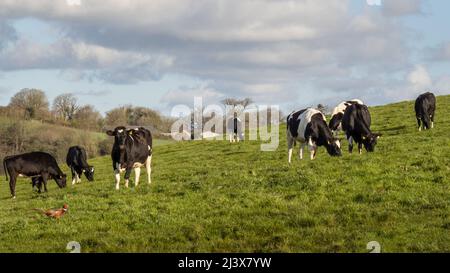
[106,126,153,190]
[287,108,342,163]
[3,152,67,198]
[342,104,381,154]
[227,117,244,143]
[329,99,364,134]
[415,92,436,131]
[66,146,94,185]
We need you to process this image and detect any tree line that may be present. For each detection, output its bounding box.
[0,88,174,134]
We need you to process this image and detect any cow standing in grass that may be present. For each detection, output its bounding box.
[106,127,153,190]
[3,152,67,198]
[227,117,244,143]
[415,92,436,131]
[329,99,364,134]
[287,108,342,163]
[66,146,95,185]
[342,104,381,154]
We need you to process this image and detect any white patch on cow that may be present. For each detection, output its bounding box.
[133,162,144,168]
[335,139,341,149]
[117,129,124,133]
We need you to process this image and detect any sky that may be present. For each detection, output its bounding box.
[0,0,450,115]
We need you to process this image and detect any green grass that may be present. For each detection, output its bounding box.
[0,96,449,253]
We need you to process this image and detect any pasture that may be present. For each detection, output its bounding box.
[0,97,449,253]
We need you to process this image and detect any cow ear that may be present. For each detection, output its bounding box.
[106,130,115,136]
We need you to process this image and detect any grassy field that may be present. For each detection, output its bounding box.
[0,96,449,253]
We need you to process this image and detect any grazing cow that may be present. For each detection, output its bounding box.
[66,146,95,185]
[227,117,244,143]
[415,92,436,131]
[329,99,364,134]
[287,108,342,163]
[106,126,153,190]
[342,104,381,154]
[3,152,67,198]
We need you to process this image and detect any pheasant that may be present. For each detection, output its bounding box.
[34,204,69,219]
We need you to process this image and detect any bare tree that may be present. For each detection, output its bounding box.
[9,88,50,120]
[73,105,103,131]
[52,93,79,121]
[221,97,254,108]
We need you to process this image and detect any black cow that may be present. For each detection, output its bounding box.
[66,146,94,185]
[287,108,341,163]
[106,126,153,190]
[329,99,364,133]
[342,104,382,154]
[3,152,67,198]
[415,92,436,131]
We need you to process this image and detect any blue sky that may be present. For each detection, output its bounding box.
[0,0,450,115]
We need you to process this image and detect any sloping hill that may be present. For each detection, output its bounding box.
[0,96,449,252]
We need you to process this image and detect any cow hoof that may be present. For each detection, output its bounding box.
[12,196,16,199]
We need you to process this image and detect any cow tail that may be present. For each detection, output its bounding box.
[3,158,9,181]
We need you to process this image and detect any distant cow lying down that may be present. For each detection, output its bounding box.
[106,127,153,190]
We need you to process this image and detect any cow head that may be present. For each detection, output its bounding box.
[106,126,128,150]
[84,166,95,182]
[55,174,67,188]
[326,138,342,157]
[362,134,382,152]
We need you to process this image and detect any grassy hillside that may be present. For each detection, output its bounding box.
[0,96,449,253]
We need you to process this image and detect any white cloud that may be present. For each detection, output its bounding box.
[408,65,432,89]
[0,0,437,107]
[160,85,225,107]
[66,0,81,6]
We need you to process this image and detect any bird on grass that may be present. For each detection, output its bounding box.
[34,204,69,219]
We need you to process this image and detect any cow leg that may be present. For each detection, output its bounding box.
[41,173,49,193]
[9,174,17,199]
[124,168,132,188]
[287,136,295,164]
[76,170,82,183]
[134,167,141,187]
[431,115,435,129]
[417,118,422,131]
[299,143,305,160]
[146,155,152,184]
[358,143,363,155]
[308,138,317,160]
[71,168,77,185]
[114,169,121,190]
[348,136,354,154]
[37,178,43,193]
[309,146,317,160]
